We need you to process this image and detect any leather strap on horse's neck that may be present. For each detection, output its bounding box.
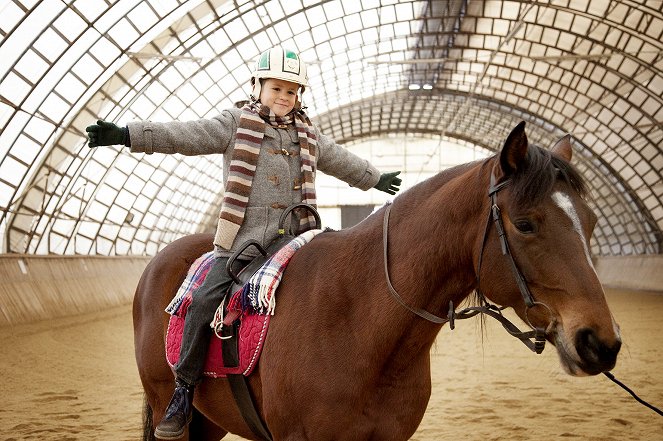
[382,203,449,324]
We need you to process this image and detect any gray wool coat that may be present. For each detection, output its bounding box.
[127,107,381,258]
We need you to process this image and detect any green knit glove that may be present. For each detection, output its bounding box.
[374,171,402,195]
[85,120,127,148]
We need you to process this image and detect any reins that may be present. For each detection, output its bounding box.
[382,202,449,324]
[603,372,663,416]
[381,174,663,418]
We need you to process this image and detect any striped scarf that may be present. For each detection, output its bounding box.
[214,100,318,250]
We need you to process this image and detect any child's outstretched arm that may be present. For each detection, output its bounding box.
[316,131,401,195]
[85,109,240,156]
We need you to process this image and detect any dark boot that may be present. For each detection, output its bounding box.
[154,380,194,440]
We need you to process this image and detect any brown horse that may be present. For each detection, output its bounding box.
[133,122,621,440]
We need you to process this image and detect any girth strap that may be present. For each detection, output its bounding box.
[226,375,273,441]
[222,321,273,441]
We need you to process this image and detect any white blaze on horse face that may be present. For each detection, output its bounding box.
[552,191,621,352]
[551,191,595,270]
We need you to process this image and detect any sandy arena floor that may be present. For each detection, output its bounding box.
[0,288,661,440]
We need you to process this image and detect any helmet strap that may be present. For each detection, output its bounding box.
[250,78,262,102]
[297,86,307,111]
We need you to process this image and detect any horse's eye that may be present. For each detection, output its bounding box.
[514,219,535,233]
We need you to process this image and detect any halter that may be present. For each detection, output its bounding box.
[382,173,555,354]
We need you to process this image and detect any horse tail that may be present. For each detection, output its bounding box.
[142,395,156,441]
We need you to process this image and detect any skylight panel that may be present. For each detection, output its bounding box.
[15,50,48,83]
[289,11,311,34]
[54,7,88,37]
[40,92,69,121]
[107,18,141,48]
[0,71,31,105]
[0,1,26,34]
[72,0,107,21]
[266,2,286,21]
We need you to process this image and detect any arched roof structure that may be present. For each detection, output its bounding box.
[0,0,661,257]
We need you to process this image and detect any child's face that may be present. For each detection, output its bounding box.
[258,78,299,117]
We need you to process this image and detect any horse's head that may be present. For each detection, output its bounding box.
[478,122,621,376]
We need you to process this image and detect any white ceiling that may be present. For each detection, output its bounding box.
[0,0,661,255]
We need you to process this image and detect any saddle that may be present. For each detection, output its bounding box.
[222,203,322,317]
[166,203,322,373]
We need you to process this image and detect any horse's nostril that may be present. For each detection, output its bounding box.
[575,328,620,374]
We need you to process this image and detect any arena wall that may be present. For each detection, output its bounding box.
[0,254,660,326]
[594,255,663,292]
[0,255,151,326]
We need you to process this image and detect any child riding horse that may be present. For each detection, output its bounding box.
[133,121,621,440]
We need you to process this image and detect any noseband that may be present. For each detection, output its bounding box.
[382,174,555,354]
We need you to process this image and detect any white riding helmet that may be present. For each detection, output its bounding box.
[251,47,309,99]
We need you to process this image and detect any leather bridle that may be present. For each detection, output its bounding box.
[382,174,556,354]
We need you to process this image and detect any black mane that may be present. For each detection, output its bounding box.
[509,144,588,208]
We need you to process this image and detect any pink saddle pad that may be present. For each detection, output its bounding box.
[165,258,270,377]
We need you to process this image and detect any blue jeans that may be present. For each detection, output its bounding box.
[175,256,233,385]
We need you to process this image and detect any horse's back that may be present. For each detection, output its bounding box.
[134,233,214,310]
[141,233,214,286]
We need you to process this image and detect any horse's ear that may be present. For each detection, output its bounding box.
[551,134,573,162]
[496,121,528,180]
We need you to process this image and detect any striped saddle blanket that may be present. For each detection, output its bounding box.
[165,229,323,377]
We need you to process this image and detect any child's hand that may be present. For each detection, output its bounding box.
[374,171,402,195]
[85,120,126,147]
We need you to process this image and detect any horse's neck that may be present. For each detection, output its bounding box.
[353,162,489,363]
[387,164,487,309]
